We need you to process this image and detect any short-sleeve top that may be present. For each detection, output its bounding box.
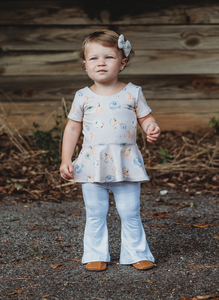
[68,82,151,183]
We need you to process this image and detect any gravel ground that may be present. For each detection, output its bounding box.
[0,187,219,300]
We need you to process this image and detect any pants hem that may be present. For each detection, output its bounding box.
[82,257,111,264]
[119,257,155,265]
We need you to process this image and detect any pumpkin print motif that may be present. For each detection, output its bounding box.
[109,118,122,130]
[133,157,142,167]
[93,160,99,168]
[94,103,105,114]
[87,175,95,182]
[89,146,96,154]
[122,167,131,180]
[126,131,132,140]
[101,153,113,164]
[109,101,121,110]
[85,153,92,159]
[125,93,134,101]
[94,119,104,129]
[74,163,84,173]
[83,97,91,104]
[122,146,132,157]
[120,123,127,130]
[105,175,115,182]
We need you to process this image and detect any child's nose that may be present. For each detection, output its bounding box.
[98,58,106,65]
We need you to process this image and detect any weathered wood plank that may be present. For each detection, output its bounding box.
[1,75,219,102]
[0,52,83,76]
[1,100,218,132]
[2,25,219,51]
[151,99,219,131]
[0,26,105,51]
[1,1,219,25]
[2,50,219,76]
[0,76,93,102]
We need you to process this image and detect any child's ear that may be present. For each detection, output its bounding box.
[83,60,86,69]
[120,58,127,71]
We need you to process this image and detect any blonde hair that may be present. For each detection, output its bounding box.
[80,29,134,68]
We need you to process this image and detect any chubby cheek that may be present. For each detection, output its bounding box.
[84,60,94,70]
[86,65,95,79]
[86,63,94,72]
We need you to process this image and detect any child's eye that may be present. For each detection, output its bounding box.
[90,57,97,60]
[106,56,113,59]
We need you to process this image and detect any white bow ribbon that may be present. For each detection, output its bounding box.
[118,34,131,57]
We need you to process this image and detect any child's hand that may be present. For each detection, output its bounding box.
[60,162,74,181]
[147,124,160,143]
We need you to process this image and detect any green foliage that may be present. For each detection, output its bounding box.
[0,47,10,55]
[209,117,219,136]
[159,148,173,164]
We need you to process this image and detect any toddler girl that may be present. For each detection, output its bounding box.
[60,30,160,271]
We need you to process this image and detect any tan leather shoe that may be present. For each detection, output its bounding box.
[132,260,155,270]
[85,261,107,271]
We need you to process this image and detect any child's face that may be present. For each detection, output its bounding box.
[83,42,127,85]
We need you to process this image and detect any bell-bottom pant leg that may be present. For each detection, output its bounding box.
[81,182,110,264]
[110,182,155,264]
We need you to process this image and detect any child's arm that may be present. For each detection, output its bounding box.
[138,113,160,143]
[60,119,82,180]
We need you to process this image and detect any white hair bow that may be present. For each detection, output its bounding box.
[118,34,131,57]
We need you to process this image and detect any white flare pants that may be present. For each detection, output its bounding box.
[81,181,155,264]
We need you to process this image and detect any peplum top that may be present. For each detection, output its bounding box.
[68,82,151,183]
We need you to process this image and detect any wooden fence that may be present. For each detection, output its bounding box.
[1,0,219,132]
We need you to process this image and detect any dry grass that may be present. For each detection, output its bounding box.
[0,90,219,201]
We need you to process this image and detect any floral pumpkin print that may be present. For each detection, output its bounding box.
[133,157,142,167]
[74,163,84,173]
[125,93,134,101]
[120,143,127,149]
[85,153,92,159]
[109,118,121,130]
[93,160,99,168]
[95,103,105,114]
[126,131,132,140]
[94,119,104,129]
[87,175,95,182]
[120,123,127,130]
[101,153,113,164]
[122,146,132,157]
[89,146,96,154]
[122,167,131,180]
[109,101,121,110]
[68,83,151,183]
[87,105,95,113]
[105,175,115,182]
[83,97,91,104]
